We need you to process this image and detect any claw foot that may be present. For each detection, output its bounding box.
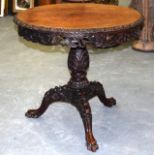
[104,97,116,107]
[25,109,41,118]
[87,141,99,152]
[86,133,99,152]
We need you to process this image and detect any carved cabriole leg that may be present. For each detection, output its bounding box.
[75,101,98,152]
[25,85,70,118]
[92,81,116,107]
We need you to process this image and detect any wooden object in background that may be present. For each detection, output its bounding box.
[38,0,52,5]
[95,0,118,4]
[38,0,62,4]
[64,0,92,3]
[130,0,154,52]
[14,4,143,152]
[4,0,8,15]
[64,0,118,4]
[38,0,51,5]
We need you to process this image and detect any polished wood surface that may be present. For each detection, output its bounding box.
[16,3,142,30]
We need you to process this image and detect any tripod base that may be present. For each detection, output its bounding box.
[25,47,116,152]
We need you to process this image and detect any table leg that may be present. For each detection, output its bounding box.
[77,101,99,152]
[25,46,116,152]
[25,85,69,118]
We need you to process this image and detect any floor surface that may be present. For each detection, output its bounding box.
[0,17,154,155]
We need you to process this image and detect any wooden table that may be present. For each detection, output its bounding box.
[14,4,143,152]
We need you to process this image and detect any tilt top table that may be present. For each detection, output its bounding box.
[14,4,143,152]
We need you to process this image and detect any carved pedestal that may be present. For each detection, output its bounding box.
[25,46,116,152]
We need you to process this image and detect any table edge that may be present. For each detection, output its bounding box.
[14,15,143,33]
[13,14,144,48]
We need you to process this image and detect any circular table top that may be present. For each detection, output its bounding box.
[15,3,142,31]
[14,4,143,47]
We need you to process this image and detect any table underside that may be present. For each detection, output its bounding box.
[16,23,142,48]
